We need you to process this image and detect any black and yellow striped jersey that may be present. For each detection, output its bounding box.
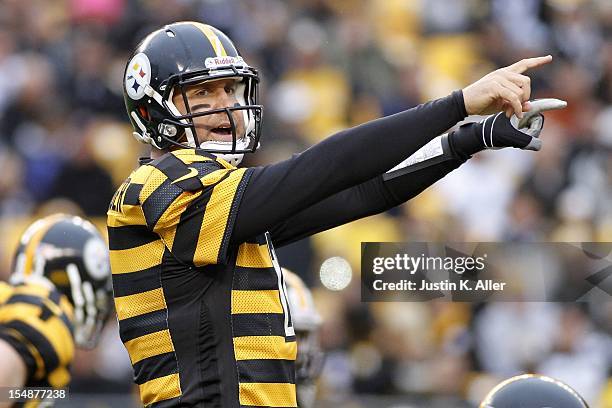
[0,281,74,404]
[107,149,297,407]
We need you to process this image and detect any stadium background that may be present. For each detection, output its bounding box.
[0,0,611,406]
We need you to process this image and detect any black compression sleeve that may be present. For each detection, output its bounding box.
[269,140,467,247]
[268,176,394,247]
[383,159,463,204]
[382,122,480,203]
[232,91,468,243]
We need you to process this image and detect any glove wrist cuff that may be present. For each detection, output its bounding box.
[448,121,485,159]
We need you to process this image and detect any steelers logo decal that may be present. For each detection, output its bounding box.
[125,52,151,100]
[83,238,110,280]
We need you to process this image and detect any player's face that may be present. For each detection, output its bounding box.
[172,78,246,145]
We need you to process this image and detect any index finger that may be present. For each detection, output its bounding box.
[507,55,552,73]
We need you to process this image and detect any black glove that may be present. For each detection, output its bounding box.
[449,98,567,159]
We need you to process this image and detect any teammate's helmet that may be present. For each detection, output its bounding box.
[10,214,112,349]
[480,374,589,408]
[282,269,324,408]
[123,21,262,166]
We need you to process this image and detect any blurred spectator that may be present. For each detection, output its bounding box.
[537,305,612,403]
[46,119,116,216]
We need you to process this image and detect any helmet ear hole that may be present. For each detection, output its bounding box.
[138,106,150,121]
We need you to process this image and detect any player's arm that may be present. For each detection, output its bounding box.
[0,338,27,391]
[266,134,463,247]
[146,57,552,258]
[230,90,467,244]
[0,293,74,391]
[0,343,26,407]
[143,90,466,264]
[231,56,555,244]
[266,96,567,247]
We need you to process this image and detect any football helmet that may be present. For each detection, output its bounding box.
[283,268,324,408]
[123,21,263,166]
[480,374,589,408]
[11,214,112,349]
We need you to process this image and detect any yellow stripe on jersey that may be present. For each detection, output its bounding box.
[130,164,156,184]
[193,168,246,266]
[11,284,59,305]
[47,366,70,389]
[214,156,237,170]
[139,373,181,406]
[154,190,205,252]
[124,329,174,364]
[172,150,214,164]
[0,283,74,386]
[108,166,153,225]
[0,303,74,376]
[157,190,204,246]
[2,303,73,362]
[22,215,64,276]
[139,167,168,204]
[3,327,46,380]
[192,23,227,57]
[233,336,297,361]
[107,203,148,227]
[0,282,11,304]
[239,382,297,407]
[109,239,165,274]
[201,168,231,187]
[231,290,283,314]
[58,296,74,322]
[158,224,178,252]
[236,243,273,268]
[114,288,166,321]
[11,287,63,317]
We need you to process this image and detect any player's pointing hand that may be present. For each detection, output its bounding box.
[462,55,552,118]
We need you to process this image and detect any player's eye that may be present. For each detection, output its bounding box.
[195,88,210,97]
[225,85,236,96]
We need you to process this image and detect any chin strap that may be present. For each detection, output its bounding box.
[199,137,258,167]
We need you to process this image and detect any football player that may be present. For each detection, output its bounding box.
[0,214,112,407]
[282,269,324,408]
[109,21,565,407]
[480,374,589,407]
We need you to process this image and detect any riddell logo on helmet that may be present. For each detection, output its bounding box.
[205,56,245,69]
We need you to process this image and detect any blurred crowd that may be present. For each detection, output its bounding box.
[0,0,611,406]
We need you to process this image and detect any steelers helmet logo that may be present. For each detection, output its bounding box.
[125,53,151,100]
[83,237,110,281]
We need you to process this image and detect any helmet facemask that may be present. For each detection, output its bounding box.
[146,64,263,166]
[65,262,112,349]
[295,329,325,384]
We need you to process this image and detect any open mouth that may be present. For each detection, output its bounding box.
[211,125,233,136]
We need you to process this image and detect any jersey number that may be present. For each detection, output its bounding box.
[109,178,131,213]
[265,232,295,338]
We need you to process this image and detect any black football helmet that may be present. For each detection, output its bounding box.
[480,374,589,408]
[11,214,112,349]
[123,21,262,166]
